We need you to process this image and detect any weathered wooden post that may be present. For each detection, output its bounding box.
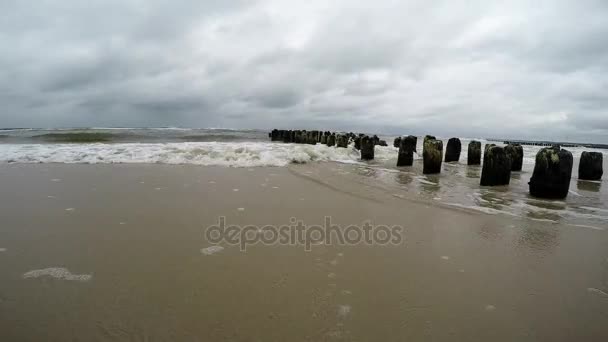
[423,135,443,174]
[394,137,402,148]
[282,130,292,143]
[397,135,417,167]
[529,146,573,199]
[354,135,362,150]
[371,135,380,146]
[336,134,348,148]
[320,131,327,144]
[504,144,523,171]
[480,146,512,186]
[484,143,496,156]
[297,130,306,144]
[270,129,279,141]
[326,133,336,147]
[307,131,317,145]
[360,136,375,160]
[467,141,481,165]
[578,152,603,180]
[445,138,461,162]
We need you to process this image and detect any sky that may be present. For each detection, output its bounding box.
[1,0,608,142]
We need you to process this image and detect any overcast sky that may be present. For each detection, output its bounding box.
[2,0,608,142]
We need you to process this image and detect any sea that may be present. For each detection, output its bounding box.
[0,127,606,229]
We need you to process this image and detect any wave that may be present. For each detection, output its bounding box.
[0,142,398,167]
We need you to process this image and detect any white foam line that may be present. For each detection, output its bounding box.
[444,202,519,217]
[580,206,608,214]
[0,248,6,252]
[587,288,608,297]
[22,267,92,281]
[529,218,558,224]
[415,177,438,185]
[201,245,224,255]
[568,224,605,231]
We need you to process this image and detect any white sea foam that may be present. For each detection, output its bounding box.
[22,267,92,281]
[337,305,351,317]
[444,202,519,217]
[414,176,438,185]
[0,248,6,252]
[529,218,558,223]
[0,142,398,167]
[201,245,224,255]
[580,206,608,214]
[587,287,608,297]
[567,224,605,231]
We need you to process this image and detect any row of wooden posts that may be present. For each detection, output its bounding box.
[269,129,603,199]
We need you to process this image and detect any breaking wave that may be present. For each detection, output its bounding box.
[0,142,398,167]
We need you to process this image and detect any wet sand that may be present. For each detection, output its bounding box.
[0,163,607,341]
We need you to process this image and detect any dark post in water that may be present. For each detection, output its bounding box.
[529,146,573,199]
[397,135,417,167]
[354,134,363,150]
[326,133,336,147]
[320,131,328,144]
[445,138,461,162]
[336,134,348,148]
[360,136,375,160]
[394,137,402,148]
[423,135,443,174]
[467,140,481,165]
[578,151,603,180]
[480,146,512,186]
[504,144,523,171]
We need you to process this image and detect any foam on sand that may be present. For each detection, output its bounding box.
[22,267,92,281]
[337,305,352,317]
[587,288,608,297]
[0,248,6,252]
[200,245,224,255]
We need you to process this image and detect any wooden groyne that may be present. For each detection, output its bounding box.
[270,130,604,198]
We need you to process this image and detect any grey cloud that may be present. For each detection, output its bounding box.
[1,0,608,142]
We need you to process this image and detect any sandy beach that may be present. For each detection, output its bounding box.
[0,162,606,341]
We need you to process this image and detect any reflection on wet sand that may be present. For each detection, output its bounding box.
[354,166,377,178]
[476,188,513,210]
[465,165,481,178]
[525,197,567,211]
[577,180,602,193]
[417,174,440,195]
[518,225,560,252]
[525,208,562,223]
[477,224,505,241]
[395,172,413,185]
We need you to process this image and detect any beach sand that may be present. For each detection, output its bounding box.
[0,163,607,341]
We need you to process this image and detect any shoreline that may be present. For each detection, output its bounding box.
[0,163,607,341]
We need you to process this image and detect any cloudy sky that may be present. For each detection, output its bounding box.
[2,0,608,142]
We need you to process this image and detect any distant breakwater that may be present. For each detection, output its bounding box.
[487,138,608,150]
